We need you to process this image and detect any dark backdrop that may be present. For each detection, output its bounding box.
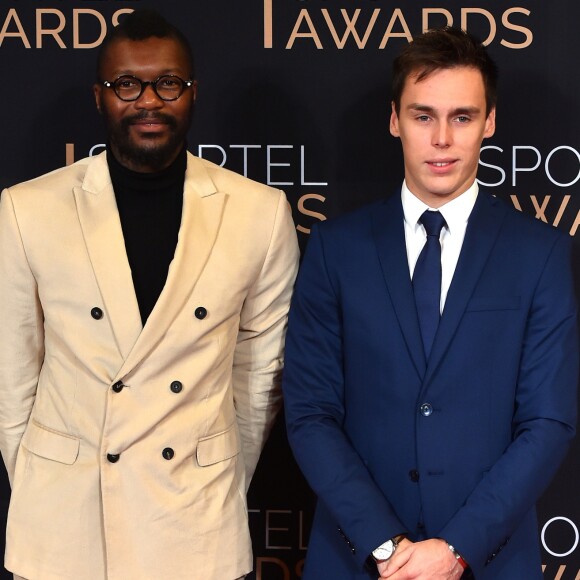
[1,2,580,578]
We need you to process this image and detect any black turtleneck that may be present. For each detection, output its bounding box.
[107,147,186,325]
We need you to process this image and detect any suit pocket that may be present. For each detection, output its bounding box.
[21,420,80,465]
[466,295,521,312]
[196,423,241,467]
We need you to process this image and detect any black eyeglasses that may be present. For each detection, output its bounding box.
[101,75,194,102]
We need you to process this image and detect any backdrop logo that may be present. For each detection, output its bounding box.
[264,1,533,50]
[197,143,328,235]
[249,508,308,580]
[479,145,580,236]
[541,516,580,579]
[0,5,135,49]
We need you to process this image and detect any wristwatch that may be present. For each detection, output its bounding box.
[372,533,407,561]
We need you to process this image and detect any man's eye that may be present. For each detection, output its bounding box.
[118,79,138,89]
[159,78,180,88]
[456,116,470,123]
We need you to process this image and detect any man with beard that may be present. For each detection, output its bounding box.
[0,9,298,580]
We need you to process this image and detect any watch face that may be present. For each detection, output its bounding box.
[372,540,395,561]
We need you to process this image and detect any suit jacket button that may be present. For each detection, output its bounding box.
[112,381,124,393]
[91,307,103,320]
[420,403,433,416]
[170,381,183,393]
[409,469,420,482]
[194,307,207,320]
[107,453,120,463]
[162,447,175,460]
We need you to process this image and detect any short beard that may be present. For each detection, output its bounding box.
[103,109,192,172]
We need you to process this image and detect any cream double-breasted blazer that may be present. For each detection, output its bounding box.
[0,151,299,579]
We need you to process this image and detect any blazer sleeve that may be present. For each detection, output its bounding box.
[440,232,578,576]
[232,190,299,488]
[0,189,45,486]
[283,224,407,568]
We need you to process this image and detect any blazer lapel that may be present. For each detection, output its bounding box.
[74,152,142,362]
[114,153,226,380]
[372,193,426,379]
[424,192,507,385]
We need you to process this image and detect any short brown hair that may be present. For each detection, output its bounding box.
[392,27,497,115]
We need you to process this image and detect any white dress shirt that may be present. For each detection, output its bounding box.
[401,180,478,313]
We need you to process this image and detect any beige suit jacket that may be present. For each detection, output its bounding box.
[0,151,299,579]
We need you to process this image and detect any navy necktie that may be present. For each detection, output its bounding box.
[413,210,446,359]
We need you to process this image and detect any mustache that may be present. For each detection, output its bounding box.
[121,112,178,129]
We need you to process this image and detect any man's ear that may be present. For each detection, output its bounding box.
[94,84,103,114]
[389,101,400,138]
[484,107,496,139]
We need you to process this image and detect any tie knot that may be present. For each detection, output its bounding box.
[419,210,446,237]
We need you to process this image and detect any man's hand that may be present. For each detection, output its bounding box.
[377,538,463,579]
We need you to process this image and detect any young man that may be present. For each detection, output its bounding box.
[0,10,298,579]
[283,27,577,579]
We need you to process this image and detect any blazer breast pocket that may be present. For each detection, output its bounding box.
[21,420,80,465]
[465,295,521,312]
[196,423,241,467]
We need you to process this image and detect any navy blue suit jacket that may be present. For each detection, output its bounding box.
[283,191,578,579]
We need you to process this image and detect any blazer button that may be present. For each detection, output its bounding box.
[91,307,103,320]
[107,453,120,463]
[194,307,207,320]
[162,447,175,460]
[112,381,125,393]
[420,403,433,416]
[170,381,183,394]
[409,469,420,482]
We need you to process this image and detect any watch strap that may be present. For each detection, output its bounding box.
[446,542,469,570]
[392,533,407,545]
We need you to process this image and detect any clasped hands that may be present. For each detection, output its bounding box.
[376,538,464,579]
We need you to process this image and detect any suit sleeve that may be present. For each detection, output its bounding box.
[440,232,578,576]
[0,189,44,486]
[232,191,299,488]
[283,225,407,568]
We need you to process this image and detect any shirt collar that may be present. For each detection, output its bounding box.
[401,180,479,234]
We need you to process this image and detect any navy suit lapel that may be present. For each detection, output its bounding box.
[424,191,508,385]
[372,193,427,379]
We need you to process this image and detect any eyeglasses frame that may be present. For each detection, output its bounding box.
[100,74,194,102]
